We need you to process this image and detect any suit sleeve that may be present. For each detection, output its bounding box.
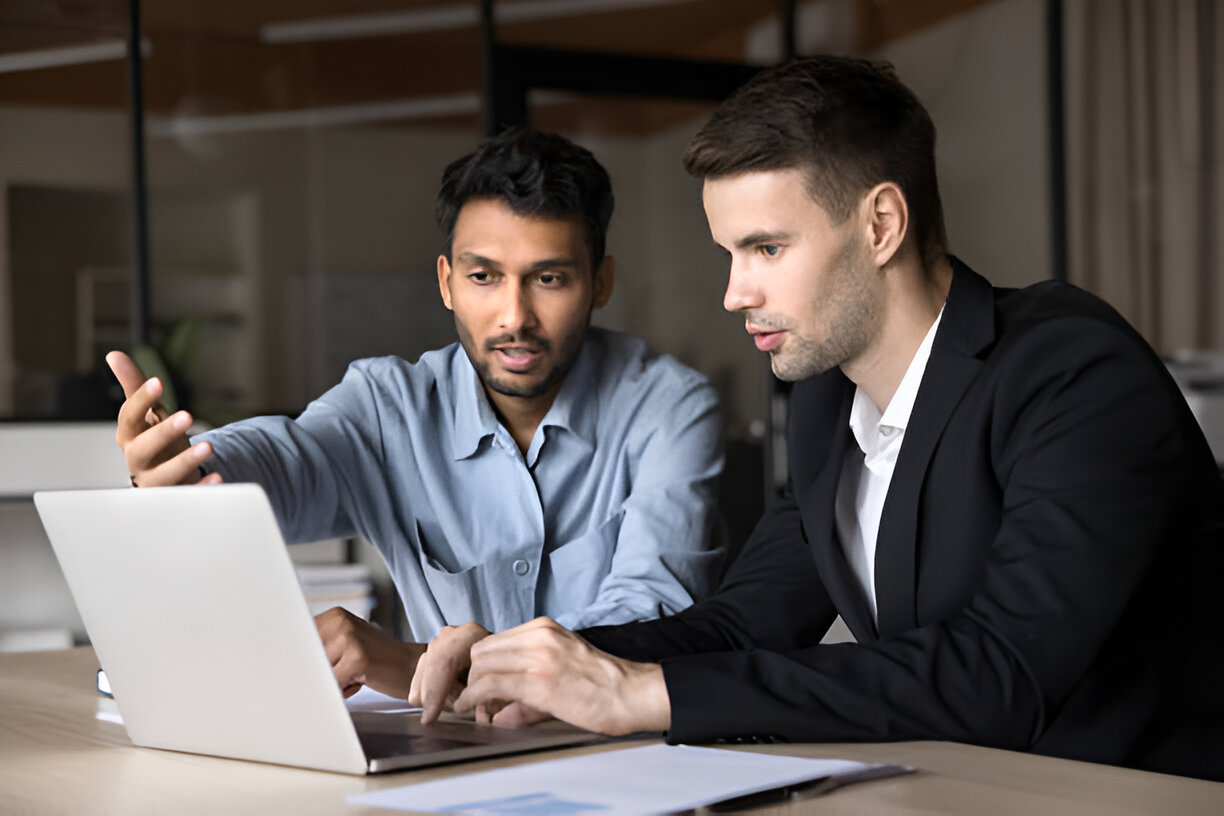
[606,317,1212,750]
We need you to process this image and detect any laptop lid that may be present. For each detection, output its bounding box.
[34,484,598,775]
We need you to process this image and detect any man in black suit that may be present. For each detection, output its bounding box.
[404,56,1224,780]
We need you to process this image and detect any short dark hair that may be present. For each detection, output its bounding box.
[435,127,614,269]
[683,56,947,266]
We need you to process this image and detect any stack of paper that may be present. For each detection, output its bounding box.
[294,562,374,620]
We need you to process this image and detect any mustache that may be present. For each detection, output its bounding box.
[743,311,788,332]
[485,332,550,352]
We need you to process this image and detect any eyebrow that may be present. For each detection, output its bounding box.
[733,231,792,251]
[525,257,581,274]
[455,252,582,274]
[455,252,501,270]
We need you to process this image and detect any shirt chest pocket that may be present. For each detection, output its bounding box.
[414,521,496,628]
[542,512,622,610]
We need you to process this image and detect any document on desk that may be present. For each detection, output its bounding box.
[343,686,422,714]
[348,743,912,814]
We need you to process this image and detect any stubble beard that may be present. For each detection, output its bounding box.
[767,240,878,382]
[456,323,584,400]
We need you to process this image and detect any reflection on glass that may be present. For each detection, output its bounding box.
[1,0,780,432]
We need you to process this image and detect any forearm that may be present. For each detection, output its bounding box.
[198,417,349,542]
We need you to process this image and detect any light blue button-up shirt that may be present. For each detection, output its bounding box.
[197,328,724,640]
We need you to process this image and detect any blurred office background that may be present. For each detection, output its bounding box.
[1,0,1220,651]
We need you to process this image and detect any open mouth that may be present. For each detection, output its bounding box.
[493,346,544,372]
[747,324,785,353]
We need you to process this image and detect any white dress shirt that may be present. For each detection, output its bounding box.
[835,309,944,623]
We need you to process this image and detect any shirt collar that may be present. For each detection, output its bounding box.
[532,332,599,449]
[452,346,502,460]
[450,332,600,461]
[880,306,945,432]
[848,306,945,454]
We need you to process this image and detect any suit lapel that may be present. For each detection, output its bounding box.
[874,259,996,638]
[796,383,880,642]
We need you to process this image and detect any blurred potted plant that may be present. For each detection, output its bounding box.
[130,316,206,416]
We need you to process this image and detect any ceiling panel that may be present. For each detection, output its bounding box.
[0,0,999,135]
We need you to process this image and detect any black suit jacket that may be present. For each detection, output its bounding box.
[583,259,1224,780]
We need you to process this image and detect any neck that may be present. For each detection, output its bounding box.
[844,253,954,412]
[485,382,563,456]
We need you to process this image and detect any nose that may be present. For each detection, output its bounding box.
[722,257,762,313]
[497,278,537,333]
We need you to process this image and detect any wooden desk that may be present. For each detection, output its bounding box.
[2,648,1219,815]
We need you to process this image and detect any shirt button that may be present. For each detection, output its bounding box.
[880,426,896,437]
[513,559,530,576]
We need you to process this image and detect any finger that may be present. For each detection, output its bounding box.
[419,651,463,724]
[417,624,485,723]
[468,633,549,675]
[453,671,530,716]
[106,350,151,400]
[492,701,551,729]
[116,379,168,448]
[130,438,213,488]
[407,653,425,707]
[123,409,194,468]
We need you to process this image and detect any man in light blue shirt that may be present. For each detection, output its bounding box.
[108,129,723,695]
[195,327,719,638]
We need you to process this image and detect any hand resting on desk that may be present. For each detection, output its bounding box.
[106,350,222,488]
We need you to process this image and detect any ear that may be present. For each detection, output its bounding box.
[437,255,455,311]
[863,182,908,268]
[592,256,615,310]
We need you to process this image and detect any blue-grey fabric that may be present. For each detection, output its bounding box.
[198,328,724,640]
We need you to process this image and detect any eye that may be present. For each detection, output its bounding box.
[468,270,493,284]
[537,272,565,287]
[757,244,781,258]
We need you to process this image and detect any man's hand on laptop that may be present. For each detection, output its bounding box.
[452,617,671,736]
[408,621,492,723]
[316,606,425,701]
[106,350,221,488]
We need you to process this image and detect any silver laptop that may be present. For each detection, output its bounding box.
[34,483,600,774]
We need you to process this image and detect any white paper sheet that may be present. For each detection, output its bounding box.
[344,685,422,714]
[349,743,898,814]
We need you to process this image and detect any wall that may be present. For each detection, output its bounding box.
[0,106,133,416]
[0,0,1051,423]
[589,122,774,435]
[875,0,1051,288]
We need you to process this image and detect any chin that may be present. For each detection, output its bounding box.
[771,357,834,382]
[488,375,552,399]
